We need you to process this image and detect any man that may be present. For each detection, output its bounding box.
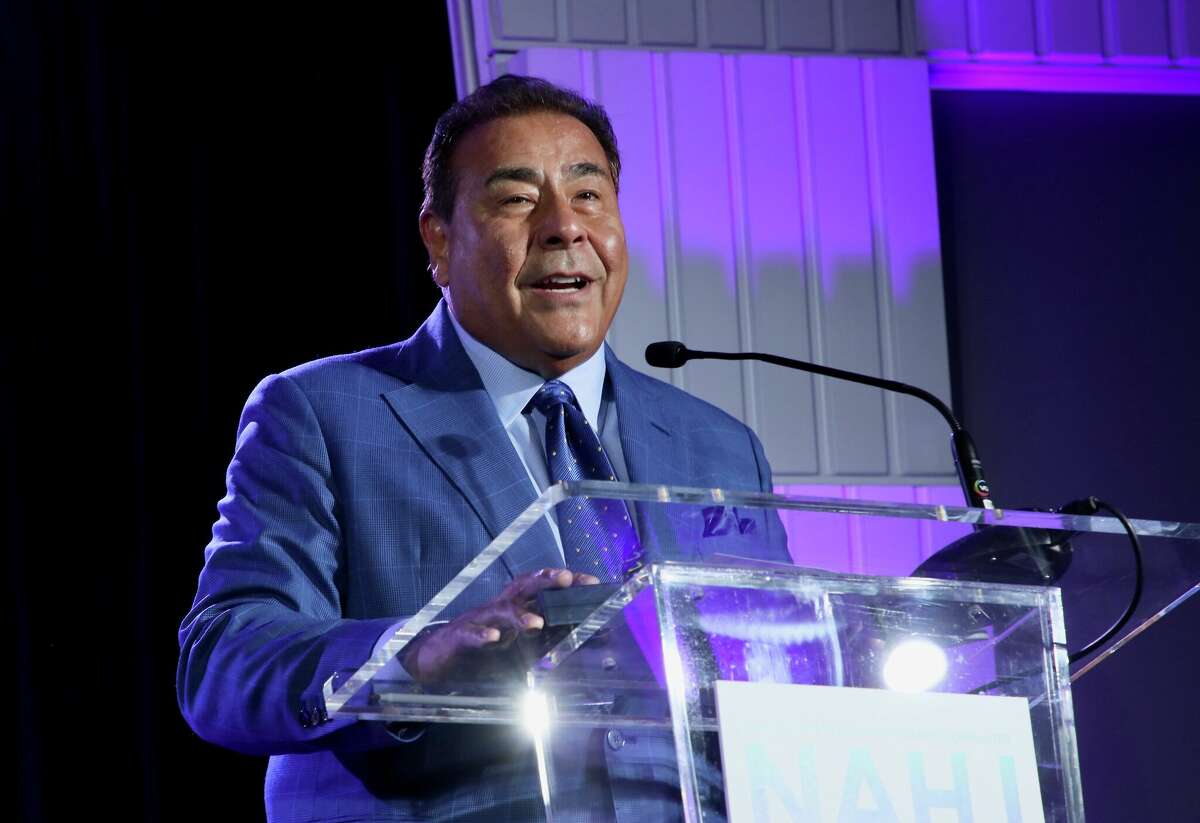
[178,75,787,821]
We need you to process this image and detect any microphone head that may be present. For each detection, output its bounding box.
[645,341,690,369]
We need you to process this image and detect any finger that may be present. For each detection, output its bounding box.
[572,573,601,586]
[505,567,574,599]
[469,599,545,634]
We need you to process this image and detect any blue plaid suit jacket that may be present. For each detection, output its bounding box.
[178,301,787,822]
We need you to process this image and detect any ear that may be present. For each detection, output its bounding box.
[418,210,451,288]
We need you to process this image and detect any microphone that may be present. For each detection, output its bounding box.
[646,340,1096,587]
[644,341,690,369]
[645,341,994,510]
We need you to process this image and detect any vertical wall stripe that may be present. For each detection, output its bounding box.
[721,55,760,433]
[1109,0,1172,62]
[912,0,971,55]
[915,484,935,559]
[965,0,983,54]
[652,52,685,389]
[763,0,780,50]
[579,49,596,100]
[1101,0,1118,58]
[595,50,673,381]
[554,0,569,40]
[832,0,848,51]
[792,58,833,478]
[863,59,954,475]
[803,57,888,476]
[1167,0,1182,59]
[845,486,867,573]
[740,54,820,476]
[1179,0,1200,64]
[860,61,900,480]
[664,51,745,421]
[1041,0,1106,60]
[627,0,642,44]
[1034,0,1051,55]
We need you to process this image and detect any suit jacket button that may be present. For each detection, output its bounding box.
[605,729,626,751]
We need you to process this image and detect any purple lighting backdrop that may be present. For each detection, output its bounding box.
[515,47,958,488]
[774,483,970,576]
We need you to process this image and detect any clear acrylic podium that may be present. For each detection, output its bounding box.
[323,481,1200,822]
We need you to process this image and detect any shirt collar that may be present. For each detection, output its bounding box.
[447,306,607,429]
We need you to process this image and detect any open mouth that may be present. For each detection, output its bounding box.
[530,274,590,292]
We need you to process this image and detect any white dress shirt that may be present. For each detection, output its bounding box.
[446,308,631,529]
[371,310,632,688]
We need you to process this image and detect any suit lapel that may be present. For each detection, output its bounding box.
[608,351,713,564]
[381,304,561,578]
[607,350,685,487]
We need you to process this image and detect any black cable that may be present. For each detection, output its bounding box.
[1067,498,1144,664]
[963,497,1144,694]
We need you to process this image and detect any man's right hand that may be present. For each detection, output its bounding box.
[401,567,599,683]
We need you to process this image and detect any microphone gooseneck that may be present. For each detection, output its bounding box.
[645,340,994,509]
[646,342,1145,663]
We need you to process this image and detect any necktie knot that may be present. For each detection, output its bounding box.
[529,379,579,417]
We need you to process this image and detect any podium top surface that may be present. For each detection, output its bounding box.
[324,480,1200,715]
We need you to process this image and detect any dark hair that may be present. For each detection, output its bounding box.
[421,74,621,220]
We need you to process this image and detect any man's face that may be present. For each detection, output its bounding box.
[420,111,628,378]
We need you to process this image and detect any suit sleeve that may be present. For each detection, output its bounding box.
[747,424,794,565]
[177,373,398,755]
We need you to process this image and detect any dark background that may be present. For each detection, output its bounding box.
[4,2,1198,819]
[933,90,1200,820]
[3,3,452,820]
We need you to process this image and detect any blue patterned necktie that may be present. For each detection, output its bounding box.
[528,380,642,581]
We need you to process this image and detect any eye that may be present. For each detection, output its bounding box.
[576,190,601,202]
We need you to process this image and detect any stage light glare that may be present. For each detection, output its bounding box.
[521,688,551,737]
[882,639,948,693]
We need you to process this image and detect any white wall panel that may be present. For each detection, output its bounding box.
[1178,0,1200,64]
[776,0,837,50]
[470,0,1200,74]
[1106,0,1172,62]
[913,0,970,55]
[972,0,1038,58]
[494,0,558,40]
[566,0,627,43]
[1041,0,1105,61]
[841,0,904,52]
[506,46,584,89]
[639,0,699,45]
[707,0,767,47]
[510,49,957,484]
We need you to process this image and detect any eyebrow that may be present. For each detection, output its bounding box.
[485,166,541,188]
[484,162,610,188]
[566,161,609,182]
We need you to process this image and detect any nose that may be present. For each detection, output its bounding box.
[535,193,586,249]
